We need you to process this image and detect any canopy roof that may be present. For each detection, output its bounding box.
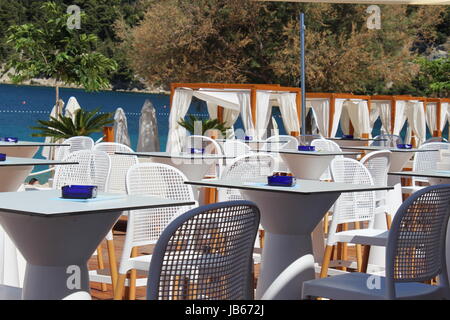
[257,0,450,4]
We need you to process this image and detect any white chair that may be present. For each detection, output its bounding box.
[360,150,392,228]
[93,142,139,194]
[320,157,387,277]
[28,136,95,181]
[402,142,450,195]
[184,135,223,177]
[311,138,343,181]
[113,163,197,300]
[261,135,297,172]
[222,140,252,158]
[303,184,450,300]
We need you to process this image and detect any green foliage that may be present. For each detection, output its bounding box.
[415,57,450,97]
[31,108,114,140]
[5,1,118,93]
[178,115,230,137]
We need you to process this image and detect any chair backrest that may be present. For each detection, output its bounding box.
[311,138,343,180]
[222,140,252,158]
[412,142,450,184]
[56,136,94,161]
[146,201,261,300]
[219,153,276,201]
[53,150,111,192]
[262,135,298,151]
[93,143,139,194]
[385,184,450,299]
[328,158,376,232]
[371,134,402,147]
[125,163,197,247]
[360,150,391,188]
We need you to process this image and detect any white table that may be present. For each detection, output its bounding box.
[186,178,392,300]
[216,139,286,151]
[389,170,450,282]
[0,190,195,300]
[0,141,69,158]
[0,157,78,289]
[328,138,384,148]
[274,149,360,180]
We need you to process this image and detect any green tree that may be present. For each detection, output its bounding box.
[415,57,450,97]
[31,108,114,140]
[4,1,118,112]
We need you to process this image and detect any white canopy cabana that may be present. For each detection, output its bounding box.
[425,98,450,138]
[371,95,427,146]
[167,83,301,153]
[305,93,372,138]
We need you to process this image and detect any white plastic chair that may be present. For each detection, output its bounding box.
[113,163,197,300]
[222,140,252,157]
[303,184,450,300]
[28,136,95,179]
[184,135,223,177]
[402,142,450,195]
[311,138,343,181]
[320,158,387,277]
[261,135,297,172]
[360,150,392,227]
[93,142,139,194]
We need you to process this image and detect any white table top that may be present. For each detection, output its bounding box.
[260,149,361,156]
[341,146,437,153]
[216,139,285,144]
[389,170,450,179]
[0,190,195,217]
[329,138,384,142]
[116,151,233,159]
[0,141,69,147]
[186,178,393,195]
[0,157,78,167]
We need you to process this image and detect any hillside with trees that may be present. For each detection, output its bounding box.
[1,0,449,96]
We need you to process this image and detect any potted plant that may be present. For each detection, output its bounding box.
[178,115,231,138]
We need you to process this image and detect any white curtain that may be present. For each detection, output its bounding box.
[426,103,437,134]
[255,91,272,139]
[278,93,300,134]
[330,99,345,138]
[393,100,407,136]
[308,99,329,137]
[369,103,380,130]
[166,89,193,153]
[440,102,448,132]
[340,104,351,135]
[207,102,240,138]
[343,100,371,138]
[238,92,254,137]
[404,101,426,146]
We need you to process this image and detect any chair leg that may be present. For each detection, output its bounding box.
[323,213,329,235]
[106,239,118,294]
[356,244,363,272]
[259,230,265,249]
[128,247,138,300]
[114,273,127,300]
[340,224,348,271]
[96,244,107,292]
[385,213,392,230]
[361,245,371,273]
[320,245,334,278]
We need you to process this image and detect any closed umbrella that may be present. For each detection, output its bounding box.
[64,96,81,120]
[114,108,131,147]
[41,99,64,159]
[137,100,160,152]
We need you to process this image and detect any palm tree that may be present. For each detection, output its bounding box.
[178,115,230,137]
[31,108,114,140]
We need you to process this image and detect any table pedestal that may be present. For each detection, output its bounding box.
[0,210,122,300]
[279,154,334,180]
[241,190,340,300]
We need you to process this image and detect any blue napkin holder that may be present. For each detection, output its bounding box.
[190,148,205,154]
[0,153,6,161]
[244,136,253,141]
[397,144,412,149]
[298,145,315,152]
[342,135,354,140]
[62,185,98,199]
[268,175,296,187]
[3,137,18,143]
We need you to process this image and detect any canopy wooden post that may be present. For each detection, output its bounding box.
[328,95,335,137]
[103,127,114,142]
[217,106,224,123]
[250,88,257,128]
[436,101,442,137]
[390,99,396,135]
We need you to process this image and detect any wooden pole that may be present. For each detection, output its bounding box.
[103,127,114,142]
[328,95,335,137]
[250,88,257,130]
[436,101,442,137]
